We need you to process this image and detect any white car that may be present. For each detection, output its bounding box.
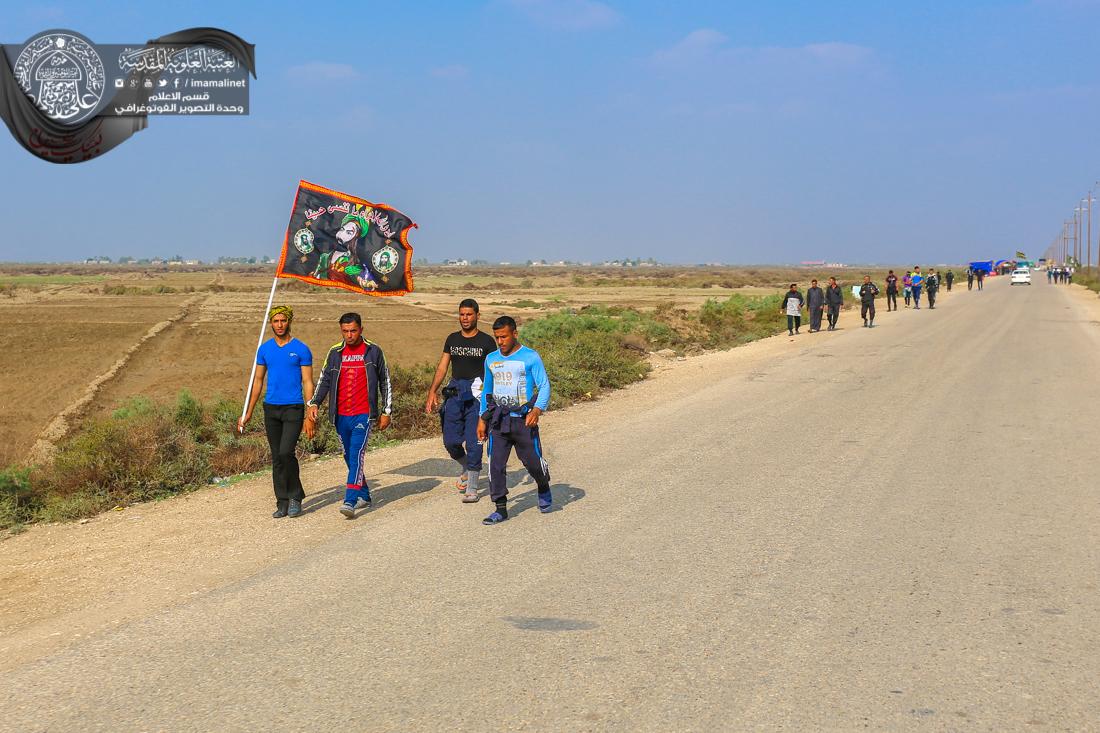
[1010,268,1032,285]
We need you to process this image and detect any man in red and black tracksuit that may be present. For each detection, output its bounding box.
[307,312,392,518]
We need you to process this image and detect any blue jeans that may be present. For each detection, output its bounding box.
[442,395,483,472]
[912,285,922,307]
[336,413,371,502]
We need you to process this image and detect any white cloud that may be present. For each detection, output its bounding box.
[286,62,359,83]
[431,64,471,80]
[652,30,875,73]
[652,29,728,67]
[503,0,621,31]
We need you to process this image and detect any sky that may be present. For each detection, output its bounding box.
[1,0,1099,264]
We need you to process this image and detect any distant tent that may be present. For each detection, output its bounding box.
[969,260,993,273]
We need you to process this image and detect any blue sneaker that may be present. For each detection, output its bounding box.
[538,492,552,513]
[482,510,508,525]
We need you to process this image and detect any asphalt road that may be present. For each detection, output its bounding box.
[5,277,1099,731]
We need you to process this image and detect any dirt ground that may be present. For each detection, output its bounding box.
[0,264,913,463]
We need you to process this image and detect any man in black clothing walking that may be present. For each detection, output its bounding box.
[824,276,843,331]
[926,269,940,309]
[860,275,880,328]
[885,270,899,311]
[946,270,955,291]
[425,298,499,503]
[806,279,825,332]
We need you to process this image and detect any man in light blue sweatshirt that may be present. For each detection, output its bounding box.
[477,315,552,525]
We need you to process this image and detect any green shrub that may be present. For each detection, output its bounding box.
[521,310,652,407]
[0,467,34,529]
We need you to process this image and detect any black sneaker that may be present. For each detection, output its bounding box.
[272,506,288,519]
[287,499,302,518]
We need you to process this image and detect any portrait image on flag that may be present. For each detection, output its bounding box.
[277,180,416,296]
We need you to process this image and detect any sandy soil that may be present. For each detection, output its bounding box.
[0,289,181,462]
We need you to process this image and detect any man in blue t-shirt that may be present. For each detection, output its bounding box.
[476,316,552,525]
[910,266,925,309]
[239,305,314,518]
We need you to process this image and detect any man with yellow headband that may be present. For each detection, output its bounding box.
[239,305,314,518]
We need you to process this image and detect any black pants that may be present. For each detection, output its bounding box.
[977,278,983,290]
[928,289,937,308]
[861,301,875,322]
[827,303,840,328]
[946,280,953,291]
[809,307,823,331]
[488,417,550,504]
[263,402,305,507]
[968,278,973,290]
[886,290,898,310]
[787,315,801,332]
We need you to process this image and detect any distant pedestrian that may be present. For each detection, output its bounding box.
[926,269,940,309]
[910,266,924,309]
[477,316,553,525]
[1047,267,1053,284]
[307,312,393,519]
[781,283,804,335]
[806,279,825,332]
[1067,267,1074,285]
[859,276,880,328]
[946,270,955,291]
[903,271,913,307]
[425,299,498,503]
[967,268,975,290]
[238,305,314,519]
[976,269,984,290]
[824,276,844,331]
[885,270,899,312]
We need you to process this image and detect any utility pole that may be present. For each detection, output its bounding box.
[1088,192,1093,271]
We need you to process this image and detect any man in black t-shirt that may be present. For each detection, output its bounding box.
[425,298,498,502]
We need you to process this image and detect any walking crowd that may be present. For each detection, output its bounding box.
[241,264,972,525]
[780,265,951,335]
[1048,265,1075,284]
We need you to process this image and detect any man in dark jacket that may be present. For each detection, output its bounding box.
[824,276,844,331]
[885,270,899,311]
[806,279,825,332]
[859,276,880,328]
[307,312,392,518]
[926,269,940,309]
[945,270,955,291]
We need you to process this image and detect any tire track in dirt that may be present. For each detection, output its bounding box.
[27,294,207,465]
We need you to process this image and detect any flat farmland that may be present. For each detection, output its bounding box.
[0,264,906,464]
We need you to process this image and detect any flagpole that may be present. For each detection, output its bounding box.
[240,275,279,430]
